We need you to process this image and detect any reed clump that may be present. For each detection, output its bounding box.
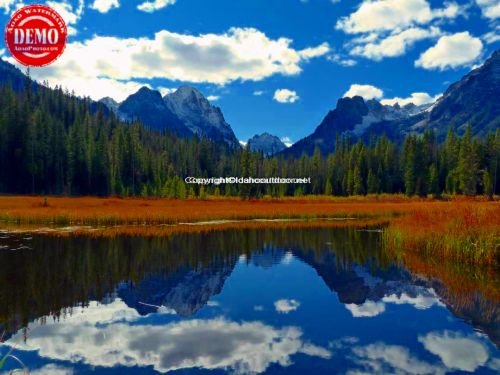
[384,203,499,266]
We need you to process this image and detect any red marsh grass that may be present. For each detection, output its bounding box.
[2,218,388,238]
[384,203,500,266]
[0,195,498,266]
[0,195,487,226]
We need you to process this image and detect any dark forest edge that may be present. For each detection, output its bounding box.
[0,72,498,199]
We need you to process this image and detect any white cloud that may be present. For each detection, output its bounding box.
[0,48,5,56]
[475,0,500,19]
[12,27,327,101]
[415,32,483,70]
[46,0,84,36]
[253,90,264,96]
[419,331,490,372]
[336,0,463,34]
[483,28,500,44]
[6,298,330,374]
[207,95,220,101]
[274,299,301,313]
[253,305,264,311]
[157,86,176,96]
[382,291,444,309]
[327,54,357,66]
[299,42,331,59]
[137,0,176,13]
[345,301,386,318]
[239,140,247,147]
[90,0,119,13]
[336,0,466,61]
[344,84,383,100]
[280,137,293,147]
[350,27,441,61]
[381,92,441,106]
[0,0,16,14]
[274,89,299,104]
[29,364,74,375]
[351,343,445,374]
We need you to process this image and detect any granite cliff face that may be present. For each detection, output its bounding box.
[247,133,287,155]
[283,50,499,156]
[164,86,239,147]
[100,86,239,147]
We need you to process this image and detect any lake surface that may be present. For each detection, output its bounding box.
[0,226,499,374]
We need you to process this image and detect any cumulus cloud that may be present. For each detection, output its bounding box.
[475,0,500,19]
[207,95,220,101]
[419,331,490,372]
[90,0,119,13]
[46,0,84,36]
[274,299,301,313]
[274,89,300,104]
[345,287,444,318]
[298,42,331,59]
[6,298,330,374]
[351,343,445,374]
[29,364,74,375]
[345,301,386,318]
[344,84,442,107]
[382,291,444,309]
[253,90,265,96]
[0,0,16,14]
[415,32,483,70]
[336,0,462,34]
[344,84,383,100]
[336,0,465,61]
[350,27,442,61]
[11,27,327,101]
[381,92,441,106]
[137,0,176,13]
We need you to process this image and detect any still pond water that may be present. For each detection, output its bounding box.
[0,226,499,374]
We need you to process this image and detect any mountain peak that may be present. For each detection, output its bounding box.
[163,87,239,147]
[99,97,120,114]
[164,86,207,104]
[135,86,162,98]
[248,133,287,156]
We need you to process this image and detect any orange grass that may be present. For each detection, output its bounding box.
[0,195,498,265]
[385,203,500,266]
[0,195,488,226]
[401,250,500,302]
[2,218,388,238]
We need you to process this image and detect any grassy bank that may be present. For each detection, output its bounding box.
[0,195,498,266]
[384,203,499,266]
[0,195,488,225]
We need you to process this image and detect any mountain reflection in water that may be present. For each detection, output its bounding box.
[0,227,498,374]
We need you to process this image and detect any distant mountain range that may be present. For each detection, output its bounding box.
[100,86,240,147]
[247,133,287,155]
[1,49,498,156]
[284,50,500,157]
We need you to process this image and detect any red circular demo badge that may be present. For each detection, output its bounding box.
[4,4,67,67]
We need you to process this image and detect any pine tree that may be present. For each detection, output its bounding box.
[483,170,493,199]
[458,126,478,195]
[428,163,439,197]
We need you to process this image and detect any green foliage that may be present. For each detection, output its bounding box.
[0,81,498,198]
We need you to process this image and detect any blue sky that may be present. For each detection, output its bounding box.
[1,0,499,143]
